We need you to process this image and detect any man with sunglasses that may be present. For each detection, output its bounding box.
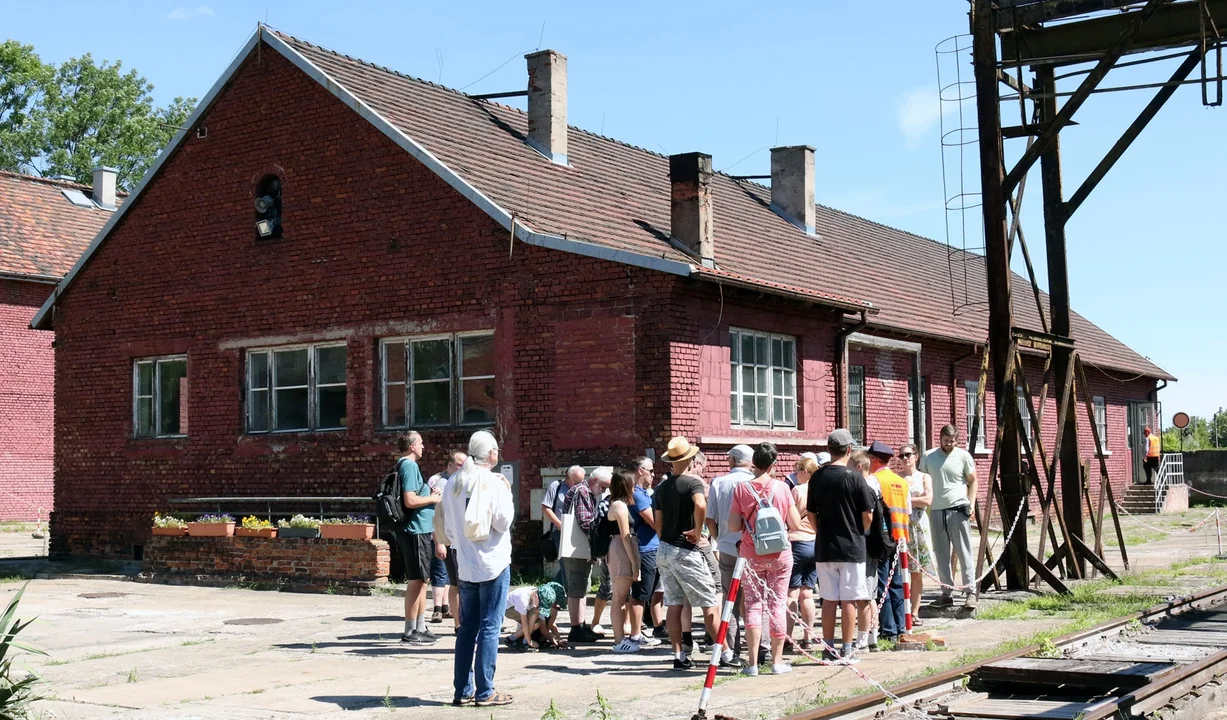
[918,425,978,610]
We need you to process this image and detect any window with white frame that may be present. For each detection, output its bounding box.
[133,356,187,438]
[729,329,796,428]
[1017,386,1033,446]
[965,380,988,450]
[908,376,928,448]
[246,344,347,433]
[849,365,866,444]
[1093,396,1108,451]
[381,332,495,428]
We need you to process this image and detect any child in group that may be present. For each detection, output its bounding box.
[504,582,566,652]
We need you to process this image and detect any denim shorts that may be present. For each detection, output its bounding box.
[430,550,449,588]
[789,540,818,590]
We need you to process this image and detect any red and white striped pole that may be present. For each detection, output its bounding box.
[900,540,912,632]
[696,556,745,717]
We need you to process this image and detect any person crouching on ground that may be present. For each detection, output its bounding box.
[438,431,514,708]
[505,582,565,652]
[727,442,801,676]
[606,468,643,653]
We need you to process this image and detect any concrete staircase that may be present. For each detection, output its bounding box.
[1120,484,1157,515]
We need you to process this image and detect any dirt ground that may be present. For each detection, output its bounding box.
[3,506,1225,720]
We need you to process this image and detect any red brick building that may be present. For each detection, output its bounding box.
[0,170,121,522]
[33,27,1171,562]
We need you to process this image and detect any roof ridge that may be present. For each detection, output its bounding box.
[1,170,92,192]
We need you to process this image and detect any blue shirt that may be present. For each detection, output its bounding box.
[632,487,660,552]
[399,457,433,535]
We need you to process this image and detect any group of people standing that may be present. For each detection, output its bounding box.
[387,422,983,705]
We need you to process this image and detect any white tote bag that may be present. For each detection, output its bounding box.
[559,512,591,560]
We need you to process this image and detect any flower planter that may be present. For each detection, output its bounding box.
[319,523,374,540]
[277,527,320,539]
[151,527,187,536]
[186,522,235,537]
[235,527,277,539]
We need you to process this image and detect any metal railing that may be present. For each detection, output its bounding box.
[166,496,381,535]
[1155,453,1186,514]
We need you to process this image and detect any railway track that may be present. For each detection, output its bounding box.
[779,584,1227,720]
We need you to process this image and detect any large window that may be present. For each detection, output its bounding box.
[849,365,866,444]
[133,356,187,438]
[1093,396,1108,451]
[965,380,988,450]
[1017,386,1033,447]
[246,344,347,433]
[908,376,928,448]
[381,332,495,428]
[729,329,796,428]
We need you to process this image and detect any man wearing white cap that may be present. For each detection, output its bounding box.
[704,444,755,668]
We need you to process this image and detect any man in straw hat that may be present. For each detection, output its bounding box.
[652,436,723,670]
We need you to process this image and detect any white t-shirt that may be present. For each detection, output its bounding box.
[506,586,537,616]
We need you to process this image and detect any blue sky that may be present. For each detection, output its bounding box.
[8,1,1223,422]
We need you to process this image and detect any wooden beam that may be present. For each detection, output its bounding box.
[1073,534,1121,581]
[1028,551,1072,594]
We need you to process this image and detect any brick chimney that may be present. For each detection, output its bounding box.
[669,152,714,267]
[92,166,118,210]
[525,49,568,164]
[769,146,816,235]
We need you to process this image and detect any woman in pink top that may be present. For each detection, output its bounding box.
[728,443,802,675]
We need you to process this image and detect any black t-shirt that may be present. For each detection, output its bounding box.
[808,464,875,563]
[652,473,705,550]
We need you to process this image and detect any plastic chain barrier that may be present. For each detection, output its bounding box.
[1112,503,1220,536]
[908,495,1029,594]
[1188,485,1227,501]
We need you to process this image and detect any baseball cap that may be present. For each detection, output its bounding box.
[867,440,894,460]
[800,452,818,463]
[827,428,855,449]
[816,452,832,466]
[728,444,754,463]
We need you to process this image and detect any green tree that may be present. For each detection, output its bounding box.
[0,43,195,190]
[1163,415,1214,452]
[0,40,52,171]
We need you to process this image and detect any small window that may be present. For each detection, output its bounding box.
[1093,396,1108,451]
[849,365,866,444]
[133,356,187,438]
[908,376,928,448]
[246,343,347,433]
[729,329,796,429]
[381,332,496,429]
[254,174,282,239]
[1017,386,1033,447]
[965,380,988,451]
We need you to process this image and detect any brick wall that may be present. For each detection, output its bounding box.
[141,536,389,592]
[48,42,678,566]
[0,278,55,521]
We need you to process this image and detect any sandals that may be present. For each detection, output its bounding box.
[911,618,925,627]
[451,695,475,707]
[475,691,513,707]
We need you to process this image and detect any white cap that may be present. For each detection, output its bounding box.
[816,452,832,466]
[728,445,754,463]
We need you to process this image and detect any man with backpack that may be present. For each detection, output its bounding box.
[868,441,910,644]
[394,431,442,645]
[807,429,875,663]
[559,466,601,643]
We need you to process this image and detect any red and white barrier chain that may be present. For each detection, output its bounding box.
[907,496,1029,594]
[1112,503,1220,536]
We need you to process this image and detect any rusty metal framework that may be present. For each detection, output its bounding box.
[970,0,1223,590]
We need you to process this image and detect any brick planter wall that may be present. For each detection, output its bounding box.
[140,536,389,594]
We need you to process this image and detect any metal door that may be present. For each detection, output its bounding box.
[1127,400,1160,484]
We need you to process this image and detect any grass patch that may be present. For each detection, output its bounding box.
[371,583,404,597]
[180,638,213,647]
[0,521,37,533]
[1105,529,1166,547]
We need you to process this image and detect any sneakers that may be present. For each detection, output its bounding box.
[567,624,599,643]
[630,633,660,647]
[744,664,759,677]
[839,645,860,665]
[417,627,439,642]
[652,623,669,639]
[590,624,607,637]
[963,593,979,610]
[932,595,955,608]
[719,655,745,669]
[672,656,694,671]
[611,639,640,654]
[682,641,694,656]
[404,630,438,646]
[441,606,452,619]
[430,610,443,624]
[772,662,793,675]
[821,646,839,662]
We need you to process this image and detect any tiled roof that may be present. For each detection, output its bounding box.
[275,32,1168,380]
[0,171,121,279]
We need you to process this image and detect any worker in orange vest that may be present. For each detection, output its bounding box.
[868,441,910,642]
[1143,427,1161,485]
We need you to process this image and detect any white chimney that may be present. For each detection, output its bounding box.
[525,49,568,165]
[670,152,715,267]
[769,146,816,236]
[92,166,118,210]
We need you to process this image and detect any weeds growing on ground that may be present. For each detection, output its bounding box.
[126,668,138,683]
[586,689,618,720]
[383,685,394,712]
[0,583,45,719]
[540,698,566,720]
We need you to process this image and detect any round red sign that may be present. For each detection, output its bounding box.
[1173,412,1191,429]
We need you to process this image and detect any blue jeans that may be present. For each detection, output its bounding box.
[876,552,906,638]
[454,566,510,702]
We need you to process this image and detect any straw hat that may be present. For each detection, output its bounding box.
[662,436,700,463]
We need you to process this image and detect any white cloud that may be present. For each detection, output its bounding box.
[897,86,942,144]
[168,5,214,20]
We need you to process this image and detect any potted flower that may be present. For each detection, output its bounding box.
[151,513,188,536]
[186,513,235,537]
[277,514,321,539]
[235,515,277,539]
[319,514,375,540]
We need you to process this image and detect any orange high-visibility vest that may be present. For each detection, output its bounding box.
[875,468,911,543]
[1147,435,1161,458]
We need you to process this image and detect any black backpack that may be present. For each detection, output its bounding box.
[374,458,407,526]
[589,499,614,559]
[865,492,897,560]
